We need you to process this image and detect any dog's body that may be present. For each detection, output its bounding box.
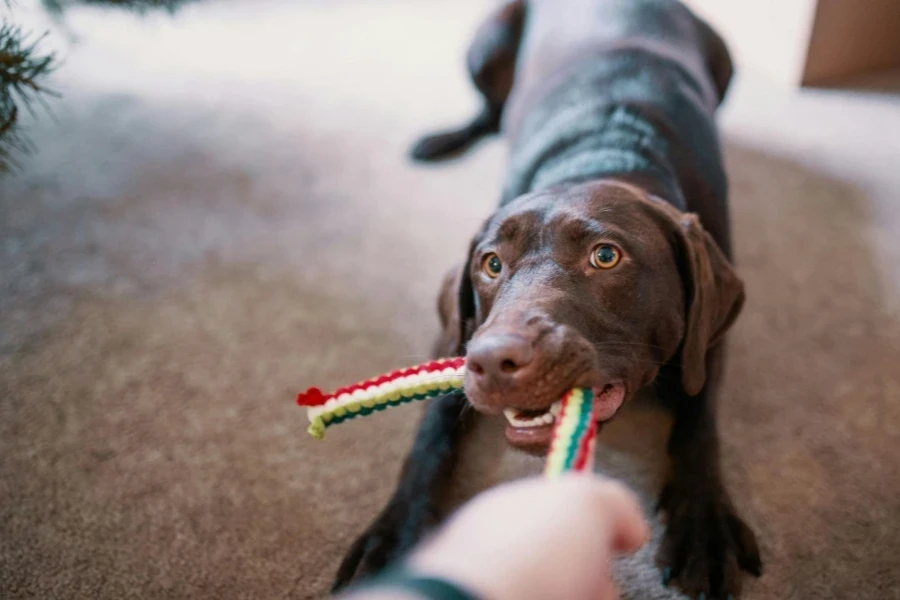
[334,1,761,598]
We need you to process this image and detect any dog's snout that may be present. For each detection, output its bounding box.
[466,334,534,383]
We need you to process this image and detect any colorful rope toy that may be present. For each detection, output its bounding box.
[296,358,598,477]
[543,388,598,477]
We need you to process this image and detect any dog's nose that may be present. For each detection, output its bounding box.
[466,333,534,384]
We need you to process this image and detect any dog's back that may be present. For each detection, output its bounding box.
[502,0,734,249]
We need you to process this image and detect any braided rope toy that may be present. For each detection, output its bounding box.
[296,358,598,477]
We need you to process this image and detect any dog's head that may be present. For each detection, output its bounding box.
[436,180,744,450]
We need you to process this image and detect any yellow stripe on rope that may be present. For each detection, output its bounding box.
[543,388,594,478]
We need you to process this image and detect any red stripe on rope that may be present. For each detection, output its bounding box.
[296,387,327,407]
[572,418,597,471]
[296,357,465,407]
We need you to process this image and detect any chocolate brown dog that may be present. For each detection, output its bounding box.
[334,0,762,597]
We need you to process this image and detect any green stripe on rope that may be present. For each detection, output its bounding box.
[307,388,452,439]
[564,393,591,470]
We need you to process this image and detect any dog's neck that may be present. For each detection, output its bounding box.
[500,50,702,211]
[505,104,685,207]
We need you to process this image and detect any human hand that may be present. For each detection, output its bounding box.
[407,474,649,600]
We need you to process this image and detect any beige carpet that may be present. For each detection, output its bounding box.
[2,1,899,598]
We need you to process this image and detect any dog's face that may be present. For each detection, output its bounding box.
[436,180,744,451]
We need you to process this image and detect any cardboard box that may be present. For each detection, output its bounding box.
[683,0,900,86]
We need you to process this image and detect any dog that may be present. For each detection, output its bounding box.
[333,0,762,597]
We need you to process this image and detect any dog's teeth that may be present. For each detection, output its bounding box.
[503,407,556,428]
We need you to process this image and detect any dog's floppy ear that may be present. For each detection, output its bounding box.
[434,241,479,357]
[675,213,745,395]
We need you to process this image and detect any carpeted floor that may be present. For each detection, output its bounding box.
[1,1,899,598]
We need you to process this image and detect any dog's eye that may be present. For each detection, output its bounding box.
[482,253,502,278]
[589,244,621,269]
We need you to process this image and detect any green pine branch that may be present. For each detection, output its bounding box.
[0,20,58,172]
[42,0,197,15]
[2,0,199,172]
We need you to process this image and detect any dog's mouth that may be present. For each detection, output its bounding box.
[502,382,626,452]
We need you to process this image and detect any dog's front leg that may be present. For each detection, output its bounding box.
[656,345,762,599]
[331,391,472,592]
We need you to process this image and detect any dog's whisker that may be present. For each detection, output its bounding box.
[592,341,670,351]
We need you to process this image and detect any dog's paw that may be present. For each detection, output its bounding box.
[331,521,401,592]
[656,486,762,599]
[331,501,423,593]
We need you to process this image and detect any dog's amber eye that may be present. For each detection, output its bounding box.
[482,253,502,278]
[589,244,621,269]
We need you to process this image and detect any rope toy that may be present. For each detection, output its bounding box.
[296,358,598,477]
